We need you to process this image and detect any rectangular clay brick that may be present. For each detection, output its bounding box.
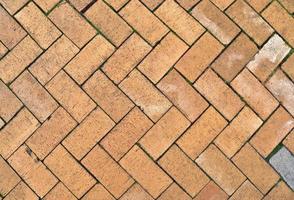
[103,33,151,84]
[0,41,7,58]
[82,145,134,198]
[0,5,26,49]
[26,107,77,160]
[119,69,171,122]
[175,32,223,82]
[211,33,258,82]
[157,69,208,122]
[85,0,132,47]
[0,81,22,122]
[45,145,96,198]
[68,0,92,11]
[49,2,96,48]
[119,145,172,198]
[159,145,209,197]
[120,0,169,46]
[262,1,294,47]
[4,181,38,200]
[100,107,153,161]
[0,108,39,159]
[231,69,278,120]
[46,70,96,122]
[0,0,28,14]
[29,35,79,85]
[246,0,271,12]
[266,69,294,116]
[194,181,228,200]
[8,145,58,197]
[83,71,134,122]
[177,107,227,159]
[120,183,153,200]
[194,69,244,120]
[214,106,262,158]
[141,0,164,10]
[155,0,204,45]
[104,0,128,11]
[43,182,77,200]
[176,0,200,10]
[33,0,60,12]
[229,180,263,200]
[138,33,188,83]
[192,0,240,45]
[0,36,42,84]
[279,0,294,13]
[140,107,190,159]
[247,34,290,82]
[210,0,234,10]
[226,0,273,46]
[82,184,115,200]
[232,143,279,194]
[11,71,58,122]
[65,35,114,84]
[284,130,294,154]
[15,2,61,49]
[250,106,294,157]
[63,108,114,160]
[263,181,294,200]
[282,54,294,81]
[196,144,246,195]
[157,183,191,200]
[0,157,20,196]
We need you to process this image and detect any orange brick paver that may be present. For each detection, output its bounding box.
[0,0,294,199]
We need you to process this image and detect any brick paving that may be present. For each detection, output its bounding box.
[0,0,294,199]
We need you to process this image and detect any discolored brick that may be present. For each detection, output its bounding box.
[82,184,115,200]
[0,157,20,196]
[229,180,263,200]
[194,181,228,200]
[120,183,153,200]
[158,183,191,200]
[43,182,77,200]
[4,182,38,200]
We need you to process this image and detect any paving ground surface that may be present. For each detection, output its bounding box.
[0,0,294,199]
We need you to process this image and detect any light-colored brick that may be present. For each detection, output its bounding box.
[33,0,60,12]
[103,33,151,84]
[120,145,172,198]
[120,183,153,200]
[63,108,114,160]
[100,107,153,161]
[43,182,77,200]
[196,145,246,195]
[11,71,58,122]
[68,0,92,11]
[279,0,294,13]
[4,182,38,200]
[250,106,294,157]
[194,181,228,200]
[138,33,188,83]
[104,0,128,11]
[82,184,115,200]
[16,2,61,49]
[0,41,7,58]
[0,108,39,159]
[282,53,294,81]
[227,0,273,46]
[82,145,134,198]
[263,181,294,200]
[65,35,114,84]
[158,183,191,200]
[192,0,240,45]
[155,0,204,45]
[177,107,227,159]
[210,0,234,10]
[175,32,223,82]
[229,180,263,200]
[0,157,20,196]
[232,143,279,194]
[83,71,134,122]
[119,69,171,122]
[45,145,96,198]
[245,0,271,12]
[26,107,77,160]
[0,0,28,14]
[231,68,278,120]
[141,0,164,10]
[46,70,96,122]
[176,0,200,10]
[120,0,168,46]
[284,130,294,154]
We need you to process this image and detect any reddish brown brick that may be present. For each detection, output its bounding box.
[155,0,204,45]
[196,144,246,195]
[120,183,153,200]
[233,143,279,194]
[63,108,114,160]
[65,35,114,84]
[83,71,134,122]
[231,69,278,120]
[82,184,115,200]
[250,106,294,157]
[282,53,294,81]
[263,181,294,200]
[175,32,223,82]
[45,145,96,198]
[0,0,28,14]
[85,0,132,47]
[120,145,172,198]
[0,36,42,84]
[103,33,151,84]
[194,181,228,200]
[120,0,168,46]
[157,69,208,122]
[43,182,77,200]
[4,182,38,200]
[0,108,39,159]
[177,107,227,159]
[11,71,58,122]
[15,2,61,49]
[119,69,172,122]
[26,107,77,160]
[158,183,191,200]
[138,33,188,83]
[100,107,153,161]
[226,0,273,46]
[284,130,294,154]
[82,145,134,198]
[8,145,58,197]
[0,157,20,196]
[46,70,96,122]
[229,180,263,200]
[246,0,271,12]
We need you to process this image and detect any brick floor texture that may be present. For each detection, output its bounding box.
[0,0,294,199]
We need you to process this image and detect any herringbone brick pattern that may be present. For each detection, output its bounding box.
[0,0,293,199]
